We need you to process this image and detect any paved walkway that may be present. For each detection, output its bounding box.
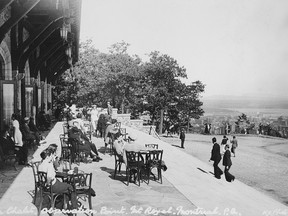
[0,122,287,216]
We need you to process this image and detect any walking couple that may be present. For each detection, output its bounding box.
[210,137,235,182]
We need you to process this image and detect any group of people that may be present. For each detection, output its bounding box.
[0,113,45,166]
[89,102,113,138]
[67,113,103,162]
[209,136,238,182]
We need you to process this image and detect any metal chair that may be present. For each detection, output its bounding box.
[68,172,93,211]
[37,171,68,216]
[125,151,145,186]
[119,128,128,141]
[146,150,163,184]
[145,144,159,149]
[31,161,41,204]
[59,134,71,160]
[113,148,125,179]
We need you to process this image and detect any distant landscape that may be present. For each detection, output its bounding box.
[202,95,288,117]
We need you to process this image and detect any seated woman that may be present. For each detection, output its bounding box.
[68,122,102,162]
[38,148,77,210]
[47,143,60,170]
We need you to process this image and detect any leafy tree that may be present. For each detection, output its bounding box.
[53,40,205,133]
[235,113,255,134]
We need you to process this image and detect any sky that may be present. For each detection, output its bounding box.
[80,0,288,99]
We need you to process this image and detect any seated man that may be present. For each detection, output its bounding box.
[68,122,102,162]
[21,117,40,146]
[28,117,43,140]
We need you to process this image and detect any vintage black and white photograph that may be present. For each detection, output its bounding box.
[0,0,288,215]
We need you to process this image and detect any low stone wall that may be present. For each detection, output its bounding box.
[115,113,157,137]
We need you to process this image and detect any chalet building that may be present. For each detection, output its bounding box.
[0,0,82,131]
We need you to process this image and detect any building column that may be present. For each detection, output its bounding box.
[40,81,45,111]
[43,79,48,113]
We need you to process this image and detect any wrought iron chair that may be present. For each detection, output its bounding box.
[68,137,82,165]
[125,151,145,186]
[146,150,163,184]
[60,134,71,160]
[119,128,128,141]
[145,144,159,149]
[113,148,124,179]
[31,161,41,204]
[67,172,93,211]
[37,171,69,216]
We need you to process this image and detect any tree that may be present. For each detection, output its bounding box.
[235,113,255,134]
[53,40,205,133]
[132,51,205,133]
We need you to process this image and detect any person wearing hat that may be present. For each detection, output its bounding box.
[103,119,119,154]
[22,116,40,147]
[68,122,102,162]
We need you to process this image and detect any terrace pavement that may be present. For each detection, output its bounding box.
[0,122,287,216]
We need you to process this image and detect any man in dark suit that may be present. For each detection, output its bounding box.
[179,128,186,148]
[209,137,223,179]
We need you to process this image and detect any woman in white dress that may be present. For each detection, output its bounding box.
[11,114,27,165]
[11,114,23,147]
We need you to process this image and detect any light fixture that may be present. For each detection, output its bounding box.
[65,45,72,57]
[60,24,68,41]
[68,57,72,66]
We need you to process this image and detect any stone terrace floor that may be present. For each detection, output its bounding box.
[0,122,287,216]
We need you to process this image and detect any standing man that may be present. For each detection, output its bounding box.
[230,136,238,157]
[209,137,223,179]
[107,101,113,116]
[179,128,185,149]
